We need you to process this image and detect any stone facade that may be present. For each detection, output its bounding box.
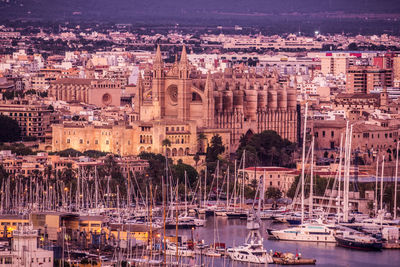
[312,120,400,164]
[48,78,121,107]
[136,45,298,152]
[243,167,296,197]
[51,46,298,161]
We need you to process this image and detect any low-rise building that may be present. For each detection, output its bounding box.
[243,167,297,197]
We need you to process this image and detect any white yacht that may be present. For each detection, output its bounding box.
[227,230,273,264]
[165,242,195,257]
[269,220,337,243]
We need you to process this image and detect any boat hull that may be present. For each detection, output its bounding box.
[271,230,336,243]
[272,257,316,265]
[228,250,273,264]
[335,236,383,251]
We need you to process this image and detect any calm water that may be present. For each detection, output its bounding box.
[165,216,400,267]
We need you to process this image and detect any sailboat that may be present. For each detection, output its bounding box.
[269,105,338,243]
[227,151,247,219]
[246,168,264,230]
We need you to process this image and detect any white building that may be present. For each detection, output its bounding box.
[0,228,53,267]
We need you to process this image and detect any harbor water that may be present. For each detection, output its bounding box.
[166,216,400,267]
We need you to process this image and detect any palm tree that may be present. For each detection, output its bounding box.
[197,133,207,153]
[162,138,171,156]
[193,153,200,171]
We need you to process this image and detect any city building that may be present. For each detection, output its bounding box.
[346,65,393,94]
[51,46,298,162]
[312,120,400,164]
[243,167,296,197]
[136,46,298,149]
[321,54,349,76]
[0,99,54,141]
[48,78,122,107]
[0,228,53,267]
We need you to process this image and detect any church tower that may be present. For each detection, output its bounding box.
[204,71,215,127]
[177,45,191,121]
[152,44,164,119]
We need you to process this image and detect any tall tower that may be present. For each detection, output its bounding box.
[204,71,215,127]
[178,45,191,121]
[152,45,164,119]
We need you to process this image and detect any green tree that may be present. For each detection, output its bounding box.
[237,130,296,167]
[0,143,34,155]
[100,155,126,195]
[83,150,108,158]
[287,175,333,199]
[171,162,198,187]
[56,148,83,157]
[0,115,21,142]
[348,43,358,50]
[265,187,282,200]
[206,135,225,163]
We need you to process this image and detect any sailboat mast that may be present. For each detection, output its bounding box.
[184,171,187,214]
[343,123,352,222]
[242,150,245,208]
[149,182,153,257]
[95,166,98,209]
[127,171,131,209]
[175,183,179,261]
[77,166,80,210]
[337,133,344,221]
[258,170,265,217]
[216,161,219,203]
[204,166,207,207]
[395,141,399,219]
[262,169,265,209]
[309,136,314,218]
[375,156,379,215]
[233,160,237,211]
[300,102,308,224]
[162,175,166,264]
[380,155,385,212]
[226,166,230,209]
[343,123,349,222]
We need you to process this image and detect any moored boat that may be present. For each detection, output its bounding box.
[227,230,273,264]
[269,220,337,243]
[334,231,383,251]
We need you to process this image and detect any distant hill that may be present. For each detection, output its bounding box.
[1,0,400,33]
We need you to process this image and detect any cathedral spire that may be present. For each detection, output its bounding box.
[155,44,163,64]
[153,45,163,79]
[179,45,189,79]
[180,45,188,65]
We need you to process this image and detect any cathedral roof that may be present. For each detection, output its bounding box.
[51,78,93,85]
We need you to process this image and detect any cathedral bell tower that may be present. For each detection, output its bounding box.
[152,45,164,119]
[177,45,191,121]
